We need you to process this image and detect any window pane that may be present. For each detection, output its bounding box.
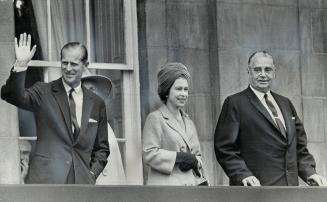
[96,69,125,169]
[90,0,125,63]
[97,70,123,137]
[14,0,130,184]
[30,0,49,61]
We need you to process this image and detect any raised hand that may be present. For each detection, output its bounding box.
[14,33,36,67]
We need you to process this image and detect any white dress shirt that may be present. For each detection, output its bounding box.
[62,80,83,128]
[250,85,286,130]
[13,61,84,129]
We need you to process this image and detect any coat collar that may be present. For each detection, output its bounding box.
[77,85,94,142]
[158,105,192,148]
[270,91,294,144]
[159,104,190,120]
[61,78,82,94]
[245,87,289,141]
[51,78,94,143]
[51,78,73,140]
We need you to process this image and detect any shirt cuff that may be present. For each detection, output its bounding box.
[13,60,28,72]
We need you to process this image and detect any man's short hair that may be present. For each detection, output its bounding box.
[60,42,88,64]
[248,50,274,67]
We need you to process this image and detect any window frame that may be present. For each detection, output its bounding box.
[20,0,143,185]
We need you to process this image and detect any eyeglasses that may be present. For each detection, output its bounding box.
[249,67,275,75]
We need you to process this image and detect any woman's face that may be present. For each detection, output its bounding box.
[166,77,189,109]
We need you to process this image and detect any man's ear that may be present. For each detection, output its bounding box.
[273,66,276,78]
[83,62,89,71]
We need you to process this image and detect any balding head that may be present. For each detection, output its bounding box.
[248,51,274,68]
[247,51,276,93]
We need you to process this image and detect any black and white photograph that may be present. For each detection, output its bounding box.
[0,0,327,201]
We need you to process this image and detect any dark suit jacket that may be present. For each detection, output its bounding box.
[1,70,109,184]
[214,87,316,186]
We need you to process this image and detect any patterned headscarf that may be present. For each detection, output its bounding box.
[157,62,191,102]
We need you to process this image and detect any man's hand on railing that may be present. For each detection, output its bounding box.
[242,176,261,186]
[307,174,327,186]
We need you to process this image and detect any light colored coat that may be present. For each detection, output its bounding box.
[96,123,126,185]
[143,105,206,185]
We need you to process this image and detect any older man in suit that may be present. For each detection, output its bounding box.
[1,33,109,184]
[214,51,326,186]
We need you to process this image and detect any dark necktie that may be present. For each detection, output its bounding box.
[264,94,286,138]
[69,88,80,140]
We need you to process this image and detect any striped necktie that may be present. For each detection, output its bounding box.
[69,88,80,140]
[264,94,286,138]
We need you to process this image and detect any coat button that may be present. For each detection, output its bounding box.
[66,161,70,165]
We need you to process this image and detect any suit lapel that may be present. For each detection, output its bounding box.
[271,92,293,144]
[159,105,192,148]
[77,86,94,142]
[182,112,193,144]
[246,88,280,131]
[52,78,73,139]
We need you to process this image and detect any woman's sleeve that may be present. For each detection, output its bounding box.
[142,113,177,175]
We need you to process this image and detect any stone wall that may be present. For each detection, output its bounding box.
[139,0,327,185]
[138,0,223,185]
[0,0,20,183]
[300,0,327,179]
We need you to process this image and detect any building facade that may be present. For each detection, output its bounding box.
[0,0,327,185]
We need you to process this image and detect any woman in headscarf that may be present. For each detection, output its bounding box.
[143,62,207,185]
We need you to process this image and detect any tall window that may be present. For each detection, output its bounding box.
[15,0,142,184]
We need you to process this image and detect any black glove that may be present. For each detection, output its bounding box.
[176,152,198,172]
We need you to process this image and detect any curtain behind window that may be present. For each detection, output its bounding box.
[31,0,124,139]
[32,0,86,82]
[30,0,126,180]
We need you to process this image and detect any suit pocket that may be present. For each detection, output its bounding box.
[33,153,51,159]
[86,122,98,134]
[87,120,98,128]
